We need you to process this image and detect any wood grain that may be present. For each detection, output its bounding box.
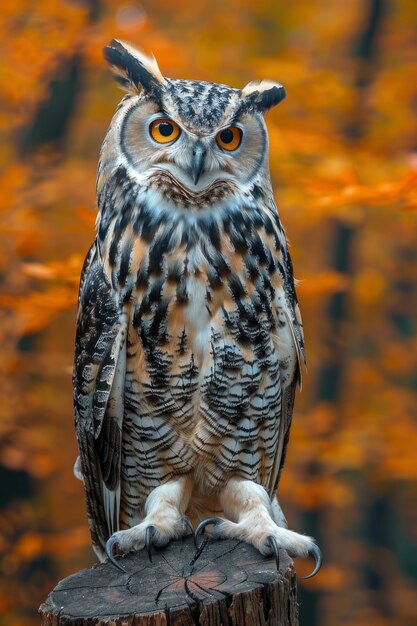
[39,536,299,625]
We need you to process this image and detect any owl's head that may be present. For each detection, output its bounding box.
[102,40,285,197]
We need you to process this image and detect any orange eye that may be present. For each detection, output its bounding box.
[149,119,181,144]
[216,126,242,151]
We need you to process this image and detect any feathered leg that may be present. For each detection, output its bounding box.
[106,474,193,568]
[196,477,321,578]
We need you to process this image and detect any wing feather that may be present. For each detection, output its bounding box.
[269,253,306,497]
[73,243,127,557]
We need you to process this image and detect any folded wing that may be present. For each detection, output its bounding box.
[73,244,127,558]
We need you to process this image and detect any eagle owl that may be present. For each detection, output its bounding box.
[73,39,321,577]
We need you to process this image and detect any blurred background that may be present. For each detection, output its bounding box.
[1,1,416,624]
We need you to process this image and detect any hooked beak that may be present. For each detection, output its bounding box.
[191,143,206,185]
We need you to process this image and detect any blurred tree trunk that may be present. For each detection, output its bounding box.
[18,0,100,156]
[298,2,387,625]
[362,238,417,615]
[1,0,101,604]
[18,56,82,156]
[1,49,83,589]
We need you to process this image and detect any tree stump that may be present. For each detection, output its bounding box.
[39,535,299,626]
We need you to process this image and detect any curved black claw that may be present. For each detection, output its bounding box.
[182,517,197,547]
[194,517,224,545]
[105,536,126,572]
[302,544,323,579]
[145,525,156,562]
[266,535,280,570]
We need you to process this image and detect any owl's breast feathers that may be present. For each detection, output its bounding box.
[87,174,304,495]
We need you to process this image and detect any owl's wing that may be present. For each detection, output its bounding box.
[73,242,127,556]
[268,254,306,498]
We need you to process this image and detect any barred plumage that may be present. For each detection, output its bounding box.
[73,39,320,576]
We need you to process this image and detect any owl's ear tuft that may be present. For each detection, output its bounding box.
[103,39,165,97]
[241,80,286,114]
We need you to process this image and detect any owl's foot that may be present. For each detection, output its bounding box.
[105,476,193,570]
[196,479,322,579]
[106,535,127,571]
[145,524,156,561]
[265,534,321,578]
[195,517,223,541]
[182,516,198,547]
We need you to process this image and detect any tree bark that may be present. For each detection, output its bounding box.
[39,536,299,626]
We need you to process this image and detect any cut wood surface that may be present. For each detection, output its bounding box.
[39,535,299,626]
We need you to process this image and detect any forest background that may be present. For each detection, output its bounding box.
[0,1,416,625]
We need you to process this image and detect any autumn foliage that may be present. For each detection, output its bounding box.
[0,1,416,625]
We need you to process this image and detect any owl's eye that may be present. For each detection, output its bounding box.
[149,119,181,144]
[216,126,242,151]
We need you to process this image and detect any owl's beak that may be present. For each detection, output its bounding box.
[191,143,206,185]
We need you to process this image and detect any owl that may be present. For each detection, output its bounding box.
[73,39,321,578]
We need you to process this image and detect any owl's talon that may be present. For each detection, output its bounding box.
[105,536,126,572]
[145,525,156,562]
[182,517,197,547]
[266,535,280,570]
[195,517,223,545]
[302,544,323,579]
